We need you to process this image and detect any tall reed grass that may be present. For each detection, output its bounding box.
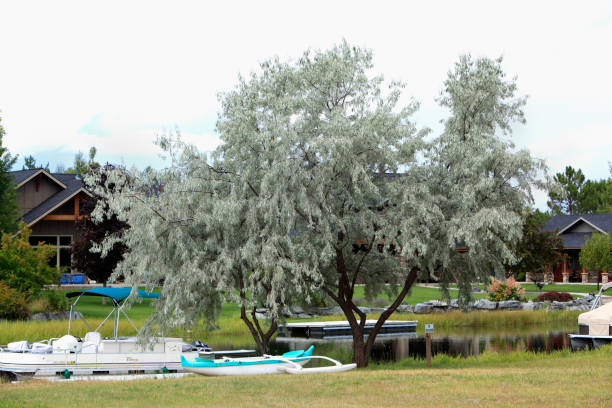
[1,309,580,346]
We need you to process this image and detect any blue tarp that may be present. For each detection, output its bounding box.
[65,287,160,302]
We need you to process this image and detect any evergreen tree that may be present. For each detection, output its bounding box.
[547,166,586,214]
[21,155,50,172]
[0,116,18,233]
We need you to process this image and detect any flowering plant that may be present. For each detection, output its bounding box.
[487,278,525,302]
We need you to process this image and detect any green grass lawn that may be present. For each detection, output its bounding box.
[520,283,600,294]
[350,285,489,305]
[1,346,610,408]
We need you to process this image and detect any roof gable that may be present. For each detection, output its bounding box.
[558,217,607,235]
[10,168,67,189]
[18,173,92,226]
[543,213,612,249]
[543,214,612,235]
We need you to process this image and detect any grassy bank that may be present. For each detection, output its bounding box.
[1,346,610,408]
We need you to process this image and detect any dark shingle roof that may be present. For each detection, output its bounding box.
[9,168,67,188]
[18,173,89,225]
[9,169,43,186]
[543,214,612,248]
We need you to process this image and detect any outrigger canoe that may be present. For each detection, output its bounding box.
[181,346,357,376]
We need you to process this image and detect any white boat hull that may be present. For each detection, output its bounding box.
[0,338,197,379]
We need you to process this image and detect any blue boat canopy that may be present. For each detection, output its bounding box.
[65,287,160,302]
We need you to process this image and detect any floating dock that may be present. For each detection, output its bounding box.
[281,320,417,338]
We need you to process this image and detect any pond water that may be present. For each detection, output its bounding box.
[213,328,576,364]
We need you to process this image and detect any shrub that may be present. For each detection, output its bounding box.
[0,223,59,296]
[28,291,68,314]
[0,282,29,320]
[27,297,50,315]
[39,290,69,312]
[536,291,573,302]
[487,278,525,302]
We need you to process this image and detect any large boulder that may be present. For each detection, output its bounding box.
[473,299,497,310]
[548,301,568,310]
[290,305,305,314]
[498,300,521,310]
[316,306,343,316]
[414,303,433,314]
[396,303,414,313]
[30,311,83,321]
[521,302,544,311]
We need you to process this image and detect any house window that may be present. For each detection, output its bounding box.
[29,235,72,272]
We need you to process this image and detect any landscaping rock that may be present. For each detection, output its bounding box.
[30,311,83,321]
[521,302,536,311]
[548,301,568,310]
[473,299,497,310]
[471,287,483,293]
[396,304,413,313]
[315,306,343,316]
[414,303,433,314]
[567,305,589,312]
[498,300,521,310]
[428,300,448,308]
[290,305,305,314]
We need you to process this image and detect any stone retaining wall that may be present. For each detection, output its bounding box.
[258,295,595,319]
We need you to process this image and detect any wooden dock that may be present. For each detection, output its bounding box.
[280,320,417,338]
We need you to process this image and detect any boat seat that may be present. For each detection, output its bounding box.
[31,342,53,354]
[52,335,82,353]
[7,340,29,353]
[81,332,102,353]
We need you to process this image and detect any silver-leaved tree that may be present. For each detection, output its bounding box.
[88,43,546,367]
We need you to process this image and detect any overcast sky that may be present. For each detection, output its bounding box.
[1,1,611,209]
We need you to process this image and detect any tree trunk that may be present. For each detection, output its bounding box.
[330,267,419,368]
[239,305,277,355]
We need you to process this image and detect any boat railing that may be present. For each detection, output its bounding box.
[590,282,612,310]
[262,354,344,369]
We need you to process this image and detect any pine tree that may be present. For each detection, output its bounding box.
[0,115,18,233]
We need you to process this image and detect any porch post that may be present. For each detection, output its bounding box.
[602,270,609,285]
[544,265,553,284]
[581,268,588,284]
[562,257,569,283]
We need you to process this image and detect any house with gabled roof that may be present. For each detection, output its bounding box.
[542,214,612,283]
[9,168,92,273]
